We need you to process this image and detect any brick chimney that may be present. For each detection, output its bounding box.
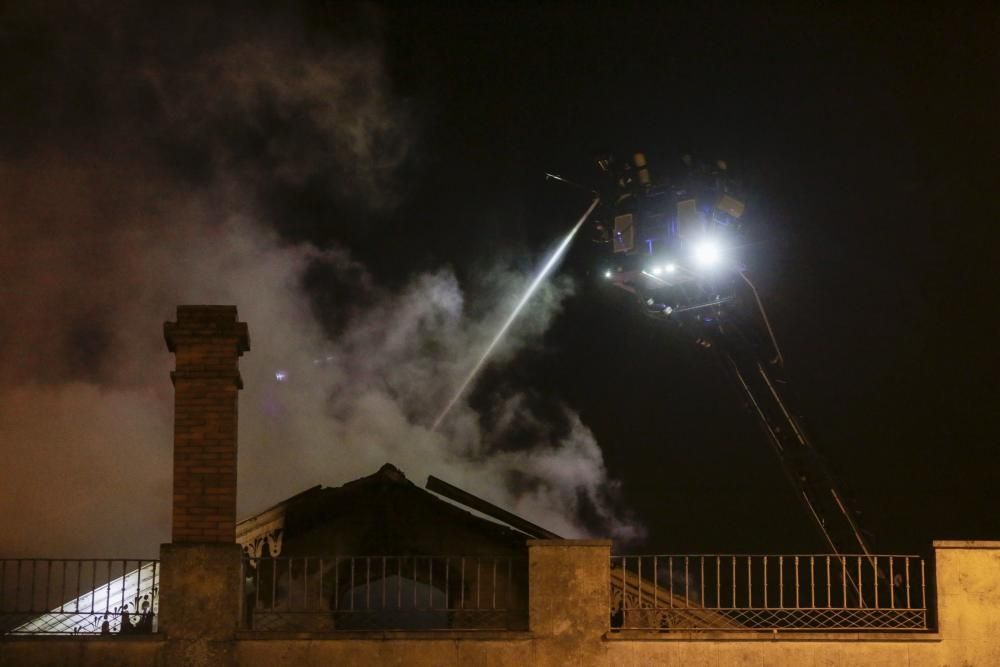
[164,305,250,543]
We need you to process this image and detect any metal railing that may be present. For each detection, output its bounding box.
[241,555,527,632]
[1,559,159,635]
[610,554,928,631]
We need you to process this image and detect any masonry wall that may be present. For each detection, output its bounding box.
[5,540,1000,667]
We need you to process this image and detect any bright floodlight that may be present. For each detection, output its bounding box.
[604,269,613,279]
[664,262,677,273]
[692,240,723,268]
[651,266,663,275]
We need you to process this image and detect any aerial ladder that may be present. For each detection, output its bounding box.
[564,151,876,561]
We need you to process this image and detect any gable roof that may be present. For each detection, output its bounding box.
[238,464,537,558]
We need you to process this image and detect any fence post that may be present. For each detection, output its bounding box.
[935,540,1000,665]
[528,539,610,666]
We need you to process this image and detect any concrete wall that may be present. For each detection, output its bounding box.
[4,540,1000,666]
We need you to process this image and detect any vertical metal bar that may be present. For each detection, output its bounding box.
[732,557,736,609]
[809,556,815,608]
[121,559,127,616]
[637,557,642,608]
[508,558,513,612]
[841,556,847,609]
[747,557,751,608]
[90,560,96,613]
[873,556,879,608]
[920,559,926,610]
[30,561,36,613]
[826,556,831,608]
[648,556,660,609]
[905,558,911,609]
[857,556,863,608]
[920,558,928,628]
[15,560,22,612]
[620,557,626,611]
[889,557,895,609]
[700,557,705,608]
[716,557,721,609]
[764,556,769,609]
[75,560,82,613]
[684,556,689,608]
[154,561,160,620]
[44,561,52,615]
[334,556,340,610]
[795,556,800,608]
[778,556,783,609]
[668,557,673,608]
[104,561,111,615]
[61,560,67,614]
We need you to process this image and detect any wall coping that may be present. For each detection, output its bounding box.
[0,635,164,643]
[605,630,942,643]
[933,540,1000,549]
[235,631,533,641]
[526,539,612,547]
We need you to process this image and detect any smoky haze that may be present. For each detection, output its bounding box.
[0,2,640,557]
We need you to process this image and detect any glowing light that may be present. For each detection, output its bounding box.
[664,262,677,273]
[651,266,663,275]
[275,370,288,382]
[692,240,723,268]
[604,269,612,279]
[432,197,601,432]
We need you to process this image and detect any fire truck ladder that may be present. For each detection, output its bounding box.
[712,307,875,561]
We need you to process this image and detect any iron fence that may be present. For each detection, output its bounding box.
[610,554,928,631]
[0,559,159,635]
[241,555,527,632]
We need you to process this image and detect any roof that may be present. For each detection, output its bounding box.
[238,464,533,557]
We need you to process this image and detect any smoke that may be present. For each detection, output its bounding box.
[0,1,641,557]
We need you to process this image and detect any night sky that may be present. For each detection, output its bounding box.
[1,2,998,558]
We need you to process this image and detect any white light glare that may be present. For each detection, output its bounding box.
[651,266,663,276]
[692,240,723,268]
[275,370,288,382]
[604,269,613,279]
[664,262,677,273]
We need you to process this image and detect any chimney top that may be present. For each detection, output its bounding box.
[164,305,250,354]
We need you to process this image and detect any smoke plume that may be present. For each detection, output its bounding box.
[0,1,641,557]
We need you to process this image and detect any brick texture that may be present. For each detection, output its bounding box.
[164,306,249,543]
